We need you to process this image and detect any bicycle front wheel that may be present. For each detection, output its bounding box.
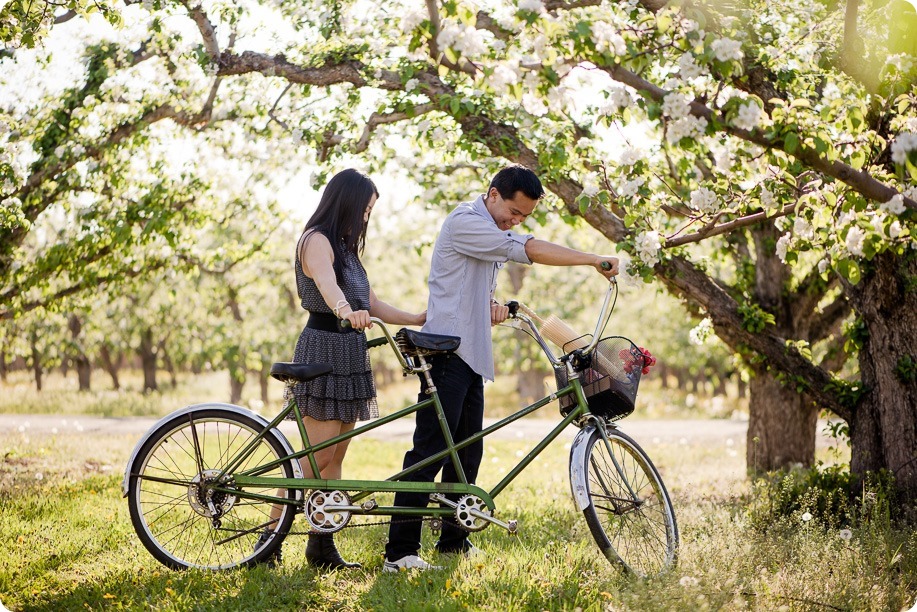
[577,426,678,576]
[127,408,297,570]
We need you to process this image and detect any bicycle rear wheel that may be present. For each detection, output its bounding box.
[126,408,297,570]
[577,426,678,576]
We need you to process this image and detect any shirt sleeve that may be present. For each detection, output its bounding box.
[448,209,533,264]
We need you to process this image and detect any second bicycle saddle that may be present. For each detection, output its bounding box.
[270,362,333,384]
[395,328,461,356]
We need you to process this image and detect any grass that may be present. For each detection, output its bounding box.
[0,373,915,611]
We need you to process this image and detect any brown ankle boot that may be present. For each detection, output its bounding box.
[305,533,361,570]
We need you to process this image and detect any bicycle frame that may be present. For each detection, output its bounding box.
[210,365,593,520]
[200,281,621,523]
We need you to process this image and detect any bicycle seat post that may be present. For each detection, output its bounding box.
[415,355,436,394]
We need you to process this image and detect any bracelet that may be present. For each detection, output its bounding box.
[333,300,350,318]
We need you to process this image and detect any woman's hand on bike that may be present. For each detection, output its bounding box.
[343,309,373,330]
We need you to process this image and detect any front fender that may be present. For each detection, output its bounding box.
[568,423,597,511]
[121,403,303,497]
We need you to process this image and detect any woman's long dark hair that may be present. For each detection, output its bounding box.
[300,168,378,282]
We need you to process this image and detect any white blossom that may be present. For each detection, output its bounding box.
[775,233,791,262]
[681,19,699,33]
[437,21,487,58]
[401,9,426,33]
[793,216,814,241]
[818,259,829,274]
[889,220,902,239]
[635,230,662,266]
[880,194,906,215]
[886,53,914,73]
[488,64,519,92]
[518,0,545,12]
[689,187,719,213]
[291,128,303,144]
[689,318,713,346]
[734,102,763,131]
[581,184,600,197]
[54,145,66,158]
[405,78,419,92]
[891,133,917,164]
[677,53,706,79]
[618,147,643,166]
[591,22,627,55]
[662,92,692,120]
[666,115,707,144]
[522,92,548,116]
[711,38,744,62]
[619,176,645,198]
[845,226,866,257]
[871,213,887,235]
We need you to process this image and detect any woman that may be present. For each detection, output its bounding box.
[266,168,425,569]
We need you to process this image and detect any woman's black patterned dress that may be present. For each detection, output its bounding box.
[285,239,377,423]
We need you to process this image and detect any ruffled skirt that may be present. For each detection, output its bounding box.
[283,326,378,423]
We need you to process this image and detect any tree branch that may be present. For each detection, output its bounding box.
[598,63,917,211]
[665,203,796,247]
[355,104,436,153]
[181,0,220,60]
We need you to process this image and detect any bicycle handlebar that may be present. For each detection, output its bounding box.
[343,277,618,371]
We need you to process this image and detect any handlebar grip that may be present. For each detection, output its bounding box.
[366,337,387,349]
[506,301,519,316]
[600,261,611,271]
[339,318,352,329]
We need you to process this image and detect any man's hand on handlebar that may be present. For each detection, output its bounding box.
[491,301,510,326]
[595,257,620,280]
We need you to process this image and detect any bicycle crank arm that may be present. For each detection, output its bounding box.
[468,508,518,534]
[430,494,519,535]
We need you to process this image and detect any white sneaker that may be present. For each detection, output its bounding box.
[382,555,442,572]
[440,543,485,559]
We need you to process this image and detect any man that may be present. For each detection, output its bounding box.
[383,164,619,571]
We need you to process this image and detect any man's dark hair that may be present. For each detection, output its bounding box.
[489,164,545,201]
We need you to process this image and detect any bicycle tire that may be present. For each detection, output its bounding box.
[577,426,678,576]
[127,408,297,570]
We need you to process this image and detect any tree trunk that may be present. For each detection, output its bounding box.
[98,344,121,390]
[846,251,917,501]
[68,314,91,391]
[746,369,818,471]
[160,343,177,388]
[260,362,270,404]
[517,368,548,404]
[139,328,158,392]
[230,372,244,404]
[0,346,6,382]
[30,332,42,391]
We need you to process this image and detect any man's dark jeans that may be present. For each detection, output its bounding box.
[385,353,485,561]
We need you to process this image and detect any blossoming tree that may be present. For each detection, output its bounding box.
[2,0,916,501]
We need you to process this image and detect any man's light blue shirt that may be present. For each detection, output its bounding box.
[422,195,533,381]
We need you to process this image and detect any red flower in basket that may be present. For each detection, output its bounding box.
[619,347,657,375]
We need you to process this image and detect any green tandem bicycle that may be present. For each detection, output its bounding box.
[122,280,679,576]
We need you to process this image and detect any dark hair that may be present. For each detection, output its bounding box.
[301,168,378,282]
[489,164,545,201]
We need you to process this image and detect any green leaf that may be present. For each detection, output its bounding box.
[784,132,799,154]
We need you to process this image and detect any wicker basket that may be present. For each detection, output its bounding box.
[554,336,644,421]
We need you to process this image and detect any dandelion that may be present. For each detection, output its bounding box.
[679,575,699,587]
[35,472,44,481]
[801,511,812,522]
[839,529,853,541]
